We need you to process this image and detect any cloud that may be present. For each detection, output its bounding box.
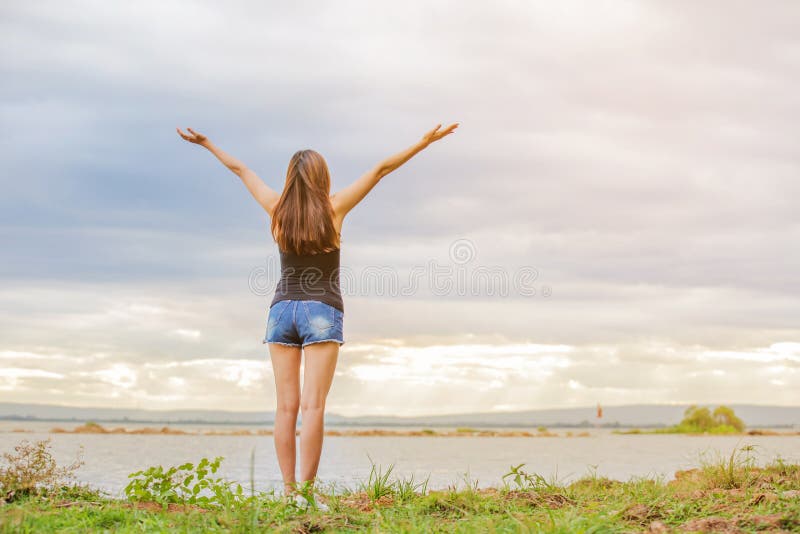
[1,1,798,413]
[1,339,796,415]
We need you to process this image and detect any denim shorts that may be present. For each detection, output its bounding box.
[263,300,345,347]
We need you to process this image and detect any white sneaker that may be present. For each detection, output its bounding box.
[293,493,309,509]
[293,493,329,512]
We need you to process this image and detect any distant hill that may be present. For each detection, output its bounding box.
[1,402,798,428]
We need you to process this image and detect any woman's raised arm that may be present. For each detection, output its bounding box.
[177,127,281,216]
[331,122,458,219]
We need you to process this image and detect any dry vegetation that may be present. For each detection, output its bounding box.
[41,423,593,438]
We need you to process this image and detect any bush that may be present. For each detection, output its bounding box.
[681,405,716,431]
[124,456,246,508]
[712,406,745,432]
[675,405,745,433]
[0,439,84,502]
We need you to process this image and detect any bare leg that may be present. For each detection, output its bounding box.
[268,343,302,495]
[299,341,339,487]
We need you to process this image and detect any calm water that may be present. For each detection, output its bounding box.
[2,424,798,497]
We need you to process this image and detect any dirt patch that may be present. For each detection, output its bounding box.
[501,490,575,509]
[54,500,103,508]
[669,464,800,495]
[680,516,744,533]
[750,492,779,505]
[338,492,394,512]
[571,477,623,490]
[621,503,662,523]
[679,512,798,534]
[122,501,210,514]
[670,468,703,485]
[645,521,670,533]
[744,513,785,529]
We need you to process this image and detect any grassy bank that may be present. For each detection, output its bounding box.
[1,443,799,533]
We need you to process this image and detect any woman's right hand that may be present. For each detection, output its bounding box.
[176,127,209,146]
[420,123,459,146]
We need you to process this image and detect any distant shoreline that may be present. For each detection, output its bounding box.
[5,423,589,438]
[0,416,632,430]
[2,417,799,430]
[3,402,799,430]
[2,422,799,437]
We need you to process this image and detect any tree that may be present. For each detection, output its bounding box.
[676,404,745,433]
[680,405,716,431]
[712,405,745,432]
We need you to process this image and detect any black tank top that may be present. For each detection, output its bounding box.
[271,247,344,312]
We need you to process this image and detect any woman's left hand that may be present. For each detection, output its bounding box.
[177,127,209,146]
[420,123,459,146]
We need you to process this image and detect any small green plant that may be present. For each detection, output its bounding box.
[699,444,759,489]
[124,456,245,508]
[456,427,477,433]
[395,473,429,502]
[0,439,84,501]
[353,456,428,504]
[458,470,480,493]
[359,458,396,501]
[502,463,558,492]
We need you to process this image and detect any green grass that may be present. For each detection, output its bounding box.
[2,445,799,532]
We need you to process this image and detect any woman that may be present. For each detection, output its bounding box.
[177,122,458,508]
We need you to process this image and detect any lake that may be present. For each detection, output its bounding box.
[2,424,798,497]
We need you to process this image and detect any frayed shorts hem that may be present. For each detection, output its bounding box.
[263,339,345,348]
[302,339,345,348]
[263,340,301,347]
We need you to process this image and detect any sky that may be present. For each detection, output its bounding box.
[1,1,799,416]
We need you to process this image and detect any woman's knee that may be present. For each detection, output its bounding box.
[300,394,326,413]
[276,397,300,415]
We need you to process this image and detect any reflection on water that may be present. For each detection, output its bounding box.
[1,425,798,497]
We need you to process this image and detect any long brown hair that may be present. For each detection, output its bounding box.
[271,149,340,255]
